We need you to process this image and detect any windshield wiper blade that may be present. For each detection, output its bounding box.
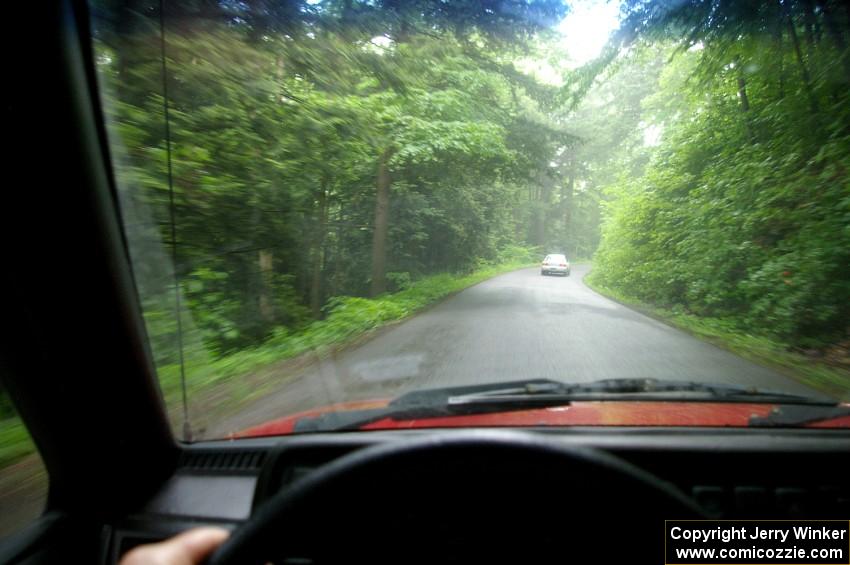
[292,378,837,433]
[749,404,850,427]
[293,379,571,432]
[447,378,833,407]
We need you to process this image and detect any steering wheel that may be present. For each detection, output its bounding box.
[208,430,704,564]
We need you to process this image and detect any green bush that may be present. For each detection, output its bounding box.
[0,418,37,468]
[592,102,850,350]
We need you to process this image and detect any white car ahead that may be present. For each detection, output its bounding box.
[541,254,571,276]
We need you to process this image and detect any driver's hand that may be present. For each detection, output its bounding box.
[119,527,229,565]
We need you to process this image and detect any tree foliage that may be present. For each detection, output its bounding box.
[91,0,596,367]
[592,0,850,348]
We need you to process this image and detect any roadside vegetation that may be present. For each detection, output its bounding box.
[585,277,850,400]
[0,420,34,469]
[588,0,850,396]
[155,247,539,422]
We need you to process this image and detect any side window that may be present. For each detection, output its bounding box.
[0,400,47,538]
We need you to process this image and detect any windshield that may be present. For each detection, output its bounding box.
[86,0,850,440]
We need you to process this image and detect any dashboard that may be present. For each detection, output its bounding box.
[103,428,850,564]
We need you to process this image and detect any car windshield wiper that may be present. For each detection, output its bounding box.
[446,378,835,407]
[293,378,837,433]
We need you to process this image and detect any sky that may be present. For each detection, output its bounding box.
[517,0,621,84]
[557,0,622,67]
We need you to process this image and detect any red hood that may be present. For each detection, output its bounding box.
[233,398,850,438]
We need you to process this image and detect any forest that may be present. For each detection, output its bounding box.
[89,0,616,409]
[591,0,850,358]
[1,0,849,446]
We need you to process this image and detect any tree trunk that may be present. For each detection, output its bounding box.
[536,204,546,248]
[370,148,395,297]
[802,0,817,59]
[845,0,850,31]
[819,0,850,84]
[786,8,820,114]
[310,178,329,318]
[328,202,341,299]
[774,4,786,100]
[563,167,575,250]
[536,175,551,247]
[735,56,754,141]
[258,249,275,322]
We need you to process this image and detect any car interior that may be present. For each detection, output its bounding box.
[1,1,849,564]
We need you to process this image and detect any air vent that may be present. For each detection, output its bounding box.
[178,449,266,472]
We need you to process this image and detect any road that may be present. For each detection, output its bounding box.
[209,264,819,437]
[0,263,824,536]
[0,264,826,536]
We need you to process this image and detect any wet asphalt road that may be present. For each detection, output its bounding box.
[209,264,819,437]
